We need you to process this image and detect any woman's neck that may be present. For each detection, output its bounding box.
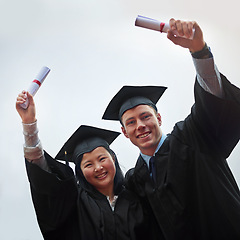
[98,184,115,202]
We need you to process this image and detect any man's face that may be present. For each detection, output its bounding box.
[121,104,162,156]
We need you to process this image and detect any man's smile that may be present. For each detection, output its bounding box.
[137,132,151,139]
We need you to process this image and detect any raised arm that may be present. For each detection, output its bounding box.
[16,91,49,171]
[167,18,223,98]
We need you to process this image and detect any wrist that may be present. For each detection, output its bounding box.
[23,119,39,148]
[22,118,37,124]
[190,43,213,59]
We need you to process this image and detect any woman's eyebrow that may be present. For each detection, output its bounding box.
[82,160,91,166]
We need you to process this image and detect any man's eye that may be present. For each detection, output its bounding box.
[126,120,135,126]
[143,115,150,119]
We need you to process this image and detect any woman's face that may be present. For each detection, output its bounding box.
[80,147,116,195]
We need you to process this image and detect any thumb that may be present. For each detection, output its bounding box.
[189,21,205,52]
[192,21,203,40]
[26,92,35,106]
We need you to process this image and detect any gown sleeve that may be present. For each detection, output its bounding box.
[190,73,240,158]
[25,151,79,237]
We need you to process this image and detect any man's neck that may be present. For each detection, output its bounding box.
[140,133,167,157]
[141,145,159,156]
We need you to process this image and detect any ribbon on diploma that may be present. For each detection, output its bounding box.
[160,22,165,33]
[33,79,42,87]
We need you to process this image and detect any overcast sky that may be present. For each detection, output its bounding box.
[1,0,240,239]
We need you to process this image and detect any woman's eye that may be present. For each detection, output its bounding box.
[85,163,92,168]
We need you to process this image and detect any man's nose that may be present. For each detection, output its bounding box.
[136,119,145,130]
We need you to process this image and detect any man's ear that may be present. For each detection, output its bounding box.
[121,126,129,138]
[157,113,162,126]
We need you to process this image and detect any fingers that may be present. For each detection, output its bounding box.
[26,91,34,105]
[167,28,191,48]
[168,18,205,52]
[16,90,36,123]
[16,91,31,109]
[16,91,27,105]
[16,91,33,104]
[182,21,194,38]
[169,18,194,38]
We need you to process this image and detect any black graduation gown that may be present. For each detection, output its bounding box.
[126,74,240,240]
[25,152,151,240]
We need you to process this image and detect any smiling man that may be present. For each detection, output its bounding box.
[102,18,240,240]
[121,104,162,156]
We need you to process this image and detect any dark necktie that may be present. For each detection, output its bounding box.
[149,156,156,183]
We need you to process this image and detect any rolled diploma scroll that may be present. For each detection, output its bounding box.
[20,66,51,109]
[135,15,194,39]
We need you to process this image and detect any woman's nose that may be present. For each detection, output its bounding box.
[94,164,103,172]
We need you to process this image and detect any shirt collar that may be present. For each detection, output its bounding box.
[140,133,167,168]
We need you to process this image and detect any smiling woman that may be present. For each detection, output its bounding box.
[80,147,116,200]
[15,91,153,240]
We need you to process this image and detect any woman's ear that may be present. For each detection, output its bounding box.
[121,126,129,138]
[110,153,116,163]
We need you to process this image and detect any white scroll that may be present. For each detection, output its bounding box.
[20,66,51,109]
[135,15,194,39]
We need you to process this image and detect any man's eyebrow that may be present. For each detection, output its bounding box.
[139,111,151,116]
[125,116,135,122]
[125,111,151,121]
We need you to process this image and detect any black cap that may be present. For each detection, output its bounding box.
[55,125,121,163]
[102,85,167,121]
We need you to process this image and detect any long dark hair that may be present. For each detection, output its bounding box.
[75,146,124,195]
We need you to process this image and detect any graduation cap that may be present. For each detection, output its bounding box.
[102,85,167,121]
[55,125,121,164]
